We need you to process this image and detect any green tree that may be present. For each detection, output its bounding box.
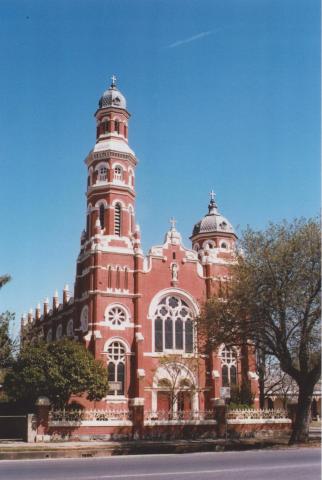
[4,339,109,409]
[197,218,321,444]
[0,312,15,369]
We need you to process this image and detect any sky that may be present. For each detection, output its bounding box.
[0,0,320,337]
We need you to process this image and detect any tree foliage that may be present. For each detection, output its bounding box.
[4,339,109,409]
[0,312,15,369]
[198,218,321,443]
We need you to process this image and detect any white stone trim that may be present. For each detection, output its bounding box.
[49,420,133,427]
[227,419,291,424]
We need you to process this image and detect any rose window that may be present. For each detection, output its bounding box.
[107,306,127,327]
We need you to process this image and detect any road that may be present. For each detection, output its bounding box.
[0,447,320,480]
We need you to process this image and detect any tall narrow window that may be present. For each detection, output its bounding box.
[175,318,183,349]
[185,319,193,353]
[114,120,120,133]
[230,365,237,386]
[155,317,163,352]
[124,268,128,290]
[222,365,229,387]
[99,204,105,229]
[124,125,128,138]
[107,267,112,289]
[87,214,90,236]
[114,203,121,235]
[116,267,120,290]
[165,318,173,349]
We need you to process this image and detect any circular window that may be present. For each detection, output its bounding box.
[107,306,127,327]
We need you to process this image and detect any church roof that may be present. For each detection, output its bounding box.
[98,75,127,110]
[192,193,235,237]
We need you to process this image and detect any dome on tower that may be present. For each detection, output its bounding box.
[192,193,235,236]
[98,75,127,110]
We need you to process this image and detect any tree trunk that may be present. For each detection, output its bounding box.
[289,383,313,444]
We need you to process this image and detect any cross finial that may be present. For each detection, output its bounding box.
[111,74,117,87]
[170,217,177,230]
[210,190,216,202]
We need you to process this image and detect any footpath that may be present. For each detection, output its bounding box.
[0,435,320,461]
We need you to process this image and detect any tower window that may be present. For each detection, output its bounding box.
[114,203,121,236]
[107,266,112,289]
[98,166,107,181]
[124,125,128,138]
[99,204,105,229]
[114,166,123,181]
[114,120,120,134]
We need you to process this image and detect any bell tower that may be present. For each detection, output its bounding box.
[74,77,140,348]
[84,75,137,242]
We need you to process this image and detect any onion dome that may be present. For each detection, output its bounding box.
[192,192,235,236]
[98,75,127,110]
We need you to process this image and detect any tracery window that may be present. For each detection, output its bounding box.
[114,203,121,236]
[106,305,127,327]
[220,345,237,387]
[107,341,126,396]
[154,296,195,353]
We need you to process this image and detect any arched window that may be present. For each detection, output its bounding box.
[114,203,121,236]
[56,324,63,340]
[221,242,227,249]
[99,204,105,229]
[102,119,110,134]
[114,166,123,181]
[153,296,195,353]
[107,341,126,396]
[66,319,74,338]
[114,120,120,134]
[220,345,238,387]
[80,305,89,332]
[98,166,107,181]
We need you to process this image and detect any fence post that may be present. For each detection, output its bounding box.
[214,399,226,438]
[35,396,51,442]
[26,414,37,443]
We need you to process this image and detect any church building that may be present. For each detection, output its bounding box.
[22,77,259,429]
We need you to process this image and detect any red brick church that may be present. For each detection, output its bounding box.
[22,77,260,432]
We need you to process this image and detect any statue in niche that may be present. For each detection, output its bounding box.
[171,263,178,282]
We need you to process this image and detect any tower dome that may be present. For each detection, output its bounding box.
[98,75,127,110]
[192,192,235,237]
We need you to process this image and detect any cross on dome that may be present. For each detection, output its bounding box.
[209,190,216,202]
[170,217,177,230]
[111,74,117,87]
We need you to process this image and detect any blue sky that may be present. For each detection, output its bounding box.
[0,0,320,337]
